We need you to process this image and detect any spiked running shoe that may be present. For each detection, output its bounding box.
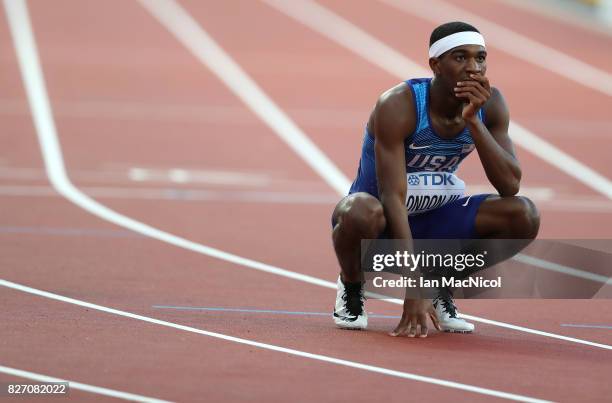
[333,276,367,330]
[433,287,475,333]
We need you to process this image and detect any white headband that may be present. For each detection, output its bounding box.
[429,31,486,58]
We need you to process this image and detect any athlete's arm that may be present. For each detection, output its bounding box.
[371,85,413,239]
[455,75,521,196]
[371,85,440,338]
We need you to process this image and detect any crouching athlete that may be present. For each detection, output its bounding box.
[331,22,540,337]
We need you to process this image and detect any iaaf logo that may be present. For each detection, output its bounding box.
[407,172,455,186]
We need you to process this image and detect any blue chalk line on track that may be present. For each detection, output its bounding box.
[152,305,401,319]
[0,226,142,238]
[561,324,612,330]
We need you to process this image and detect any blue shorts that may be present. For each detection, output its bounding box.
[332,194,491,239]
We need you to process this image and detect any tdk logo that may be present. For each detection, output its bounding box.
[410,173,455,186]
[407,175,420,186]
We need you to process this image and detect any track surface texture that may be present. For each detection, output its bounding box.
[1,1,611,402]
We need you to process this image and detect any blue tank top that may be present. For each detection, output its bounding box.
[348,78,484,198]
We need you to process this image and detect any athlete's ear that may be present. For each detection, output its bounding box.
[429,57,441,76]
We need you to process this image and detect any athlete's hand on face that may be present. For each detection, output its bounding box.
[390,298,440,338]
[454,73,491,122]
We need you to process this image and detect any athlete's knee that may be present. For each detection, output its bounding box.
[508,196,540,239]
[336,193,386,238]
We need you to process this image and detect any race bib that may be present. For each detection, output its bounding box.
[405,171,465,215]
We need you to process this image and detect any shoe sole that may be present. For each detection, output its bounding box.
[334,320,367,330]
[334,321,367,330]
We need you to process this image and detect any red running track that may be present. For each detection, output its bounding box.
[1,0,611,402]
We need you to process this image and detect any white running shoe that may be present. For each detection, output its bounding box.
[433,288,475,333]
[333,276,367,330]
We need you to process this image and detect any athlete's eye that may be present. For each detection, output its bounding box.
[477,56,486,63]
[455,55,465,62]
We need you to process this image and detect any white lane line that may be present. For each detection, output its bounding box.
[127,167,271,186]
[0,185,339,204]
[507,122,612,200]
[136,0,349,196]
[0,364,171,402]
[128,167,149,182]
[262,0,612,200]
[5,184,612,211]
[0,279,551,403]
[380,0,612,97]
[0,98,366,128]
[0,166,326,190]
[4,0,611,352]
[0,184,337,203]
[494,0,612,38]
[514,253,612,285]
[167,169,189,183]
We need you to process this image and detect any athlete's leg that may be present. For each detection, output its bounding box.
[404,194,539,332]
[332,193,386,283]
[475,195,540,239]
[457,195,541,276]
